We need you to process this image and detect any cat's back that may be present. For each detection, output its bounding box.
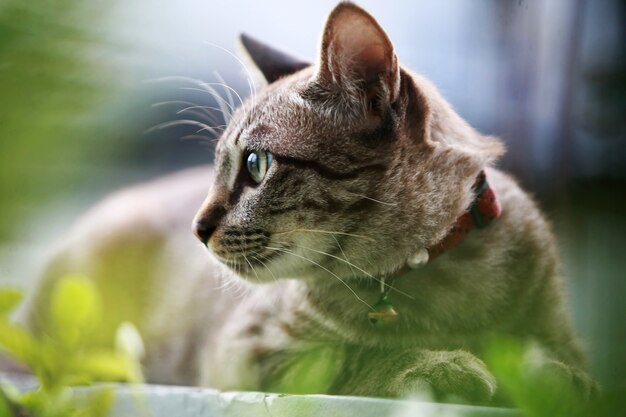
[74,165,214,242]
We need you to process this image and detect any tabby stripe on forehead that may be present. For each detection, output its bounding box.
[274,155,387,181]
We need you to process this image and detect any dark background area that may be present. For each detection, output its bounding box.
[0,0,624,397]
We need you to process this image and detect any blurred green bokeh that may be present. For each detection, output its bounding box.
[0,0,126,239]
[0,279,143,417]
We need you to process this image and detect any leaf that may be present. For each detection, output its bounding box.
[268,345,344,395]
[0,385,22,417]
[484,338,588,417]
[0,288,23,316]
[19,387,77,417]
[0,321,37,366]
[0,394,12,417]
[115,321,145,361]
[68,350,140,383]
[50,276,102,346]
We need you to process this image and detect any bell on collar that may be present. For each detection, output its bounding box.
[406,247,429,269]
[368,295,399,327]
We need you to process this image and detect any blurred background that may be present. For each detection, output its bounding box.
[0,0,624,399]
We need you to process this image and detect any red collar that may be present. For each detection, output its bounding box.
[369,171,501,325]
[426,170,501,261]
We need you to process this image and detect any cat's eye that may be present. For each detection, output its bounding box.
[246,150,273,184]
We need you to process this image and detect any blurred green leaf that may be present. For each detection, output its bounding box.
[0,320,37,365]
[0,275,145,416]
[19,387,75,417]
[268,345,343,395]
[69,350,139,384]
[0,389,14,417]
[50,276,102,346]
[0,288,22,316]
[484,338,589,417]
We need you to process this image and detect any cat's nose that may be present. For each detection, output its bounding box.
[193,219,217,245]
[193,204,226,245]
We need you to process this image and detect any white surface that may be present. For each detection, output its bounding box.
[79,384,521,417]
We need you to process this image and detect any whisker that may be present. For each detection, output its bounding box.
[273,240,415,301]
[204,42,257,107]
[265,246,373,311]
[143,75,235,124]
[144,75,204,85]
[332,234,357,279]
[226,258,254,299]
[145,119,222,137]
[233,239,261,284]
[152,100,226,132]
[147,75,244,137]
[274,228,376,242]
[145,75,231,101]
[153,101,226,125]
[196,125,226,133]
[180,134,216,143]
[212,71,245,108]
[199,82,239,116]
[175,108,222,128]
[345,192,397,207]
[215,277,238,292]
[177,105,226,126]
[180,87,234,118]
[242,253,261,283]
[152,99,204,108]
[214,265,244,295]
[250,254,277,282]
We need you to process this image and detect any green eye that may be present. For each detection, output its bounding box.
[246,150,273,183]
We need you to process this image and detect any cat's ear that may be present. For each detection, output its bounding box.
[316,2,400,109]
[238,33,311,87]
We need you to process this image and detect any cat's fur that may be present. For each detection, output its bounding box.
[20,2,594,403]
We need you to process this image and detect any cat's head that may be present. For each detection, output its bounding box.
[193,2,504,283]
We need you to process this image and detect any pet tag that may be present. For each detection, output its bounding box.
[368,295,398,327]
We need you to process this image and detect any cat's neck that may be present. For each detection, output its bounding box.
[295,222,497,346]
[294,169,503,343]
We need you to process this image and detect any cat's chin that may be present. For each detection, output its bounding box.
[235,273,278,284]
[226,261,331,284]
[213,256,282,283]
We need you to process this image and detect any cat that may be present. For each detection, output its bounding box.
[20,1,595,404]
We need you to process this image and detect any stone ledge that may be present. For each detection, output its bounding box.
[75,384,520,417]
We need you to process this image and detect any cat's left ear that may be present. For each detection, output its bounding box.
[239,33,311,87]
[317,3,401,111]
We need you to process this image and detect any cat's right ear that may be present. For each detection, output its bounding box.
[238,33,311,88]
[316,3,401,111]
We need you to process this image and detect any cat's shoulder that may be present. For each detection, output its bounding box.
[486,167,558,255]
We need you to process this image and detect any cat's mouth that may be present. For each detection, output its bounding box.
[209,235,293,282]
[208,227,386,283]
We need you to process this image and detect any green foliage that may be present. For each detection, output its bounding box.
[0,276,144,417]
[484,338,598,417]
[268,345,344,395]
[50,277,103,348]
[0,291,22,317]
[0,0,121,239]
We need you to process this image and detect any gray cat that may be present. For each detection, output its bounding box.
[22,2,594,404]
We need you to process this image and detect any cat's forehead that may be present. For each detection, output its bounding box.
[212,67,392,190]
[221,70,349,156]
